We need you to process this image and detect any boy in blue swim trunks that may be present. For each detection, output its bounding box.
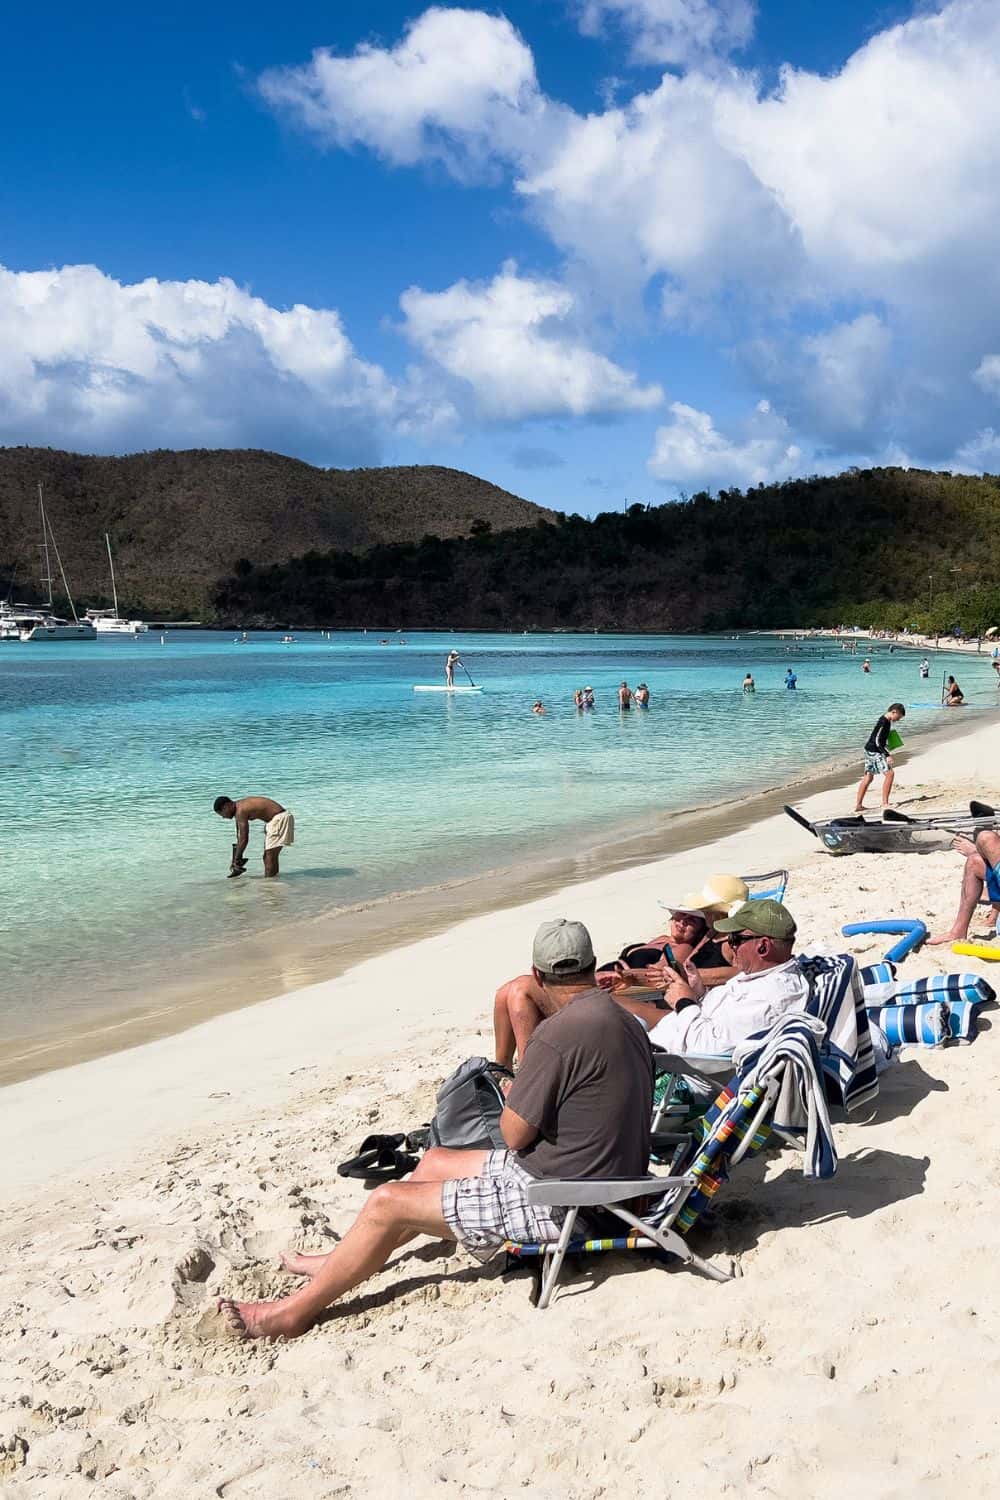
[928,829,1000,944]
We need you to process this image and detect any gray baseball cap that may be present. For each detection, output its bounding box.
[532,918,596,976]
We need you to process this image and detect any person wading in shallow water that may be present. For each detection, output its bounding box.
[213,795,295,878]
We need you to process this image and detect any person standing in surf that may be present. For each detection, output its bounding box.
[854,703,905,813]
[214,795,295,878]
[445,650,463,688]
[618,681,634,711]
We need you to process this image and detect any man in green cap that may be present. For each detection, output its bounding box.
[612,899,808,1054]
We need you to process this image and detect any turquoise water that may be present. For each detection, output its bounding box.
[3,630,996,1047]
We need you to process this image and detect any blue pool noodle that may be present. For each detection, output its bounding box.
[842,919,928,964]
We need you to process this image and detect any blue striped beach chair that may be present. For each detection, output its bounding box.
[741,868,789,904]
[506,1015,835,1309]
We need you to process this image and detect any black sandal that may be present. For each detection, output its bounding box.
[336,1133,420,1183]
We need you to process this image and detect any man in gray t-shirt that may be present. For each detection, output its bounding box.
[219,919,654,1341]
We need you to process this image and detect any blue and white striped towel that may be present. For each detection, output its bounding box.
[798,953,879,1114]
[733,1014,837,1179]
[862,971,995,1007]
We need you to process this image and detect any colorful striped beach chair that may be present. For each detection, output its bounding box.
[506,1014,832,1309]
[652,952,879,1132]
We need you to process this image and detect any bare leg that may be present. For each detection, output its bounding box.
[855,772,874,812]
[263,847,280,877]
[492,974,548,1068]
[928,847,987,944]
[881,768,895,807]
[220,1148,489,1338]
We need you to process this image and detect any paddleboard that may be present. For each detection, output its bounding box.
[413,685,482,692]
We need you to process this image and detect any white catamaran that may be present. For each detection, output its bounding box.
[17,486,96,641]
[84,534,148,634]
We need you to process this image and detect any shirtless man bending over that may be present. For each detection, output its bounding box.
[213,795,295,878]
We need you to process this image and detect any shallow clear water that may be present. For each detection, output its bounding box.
[3,629,995,1044]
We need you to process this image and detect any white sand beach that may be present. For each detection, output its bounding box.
[4,718,1000,1497]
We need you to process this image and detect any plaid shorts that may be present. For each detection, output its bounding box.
[441,1150,566,1262]
[863,750,891,775]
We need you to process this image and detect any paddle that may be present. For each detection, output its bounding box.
[459,659,477,688]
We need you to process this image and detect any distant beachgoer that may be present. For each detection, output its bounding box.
[742,673,755,694]
[635,682,650,706]
[573,688,583,709]
[618,681,634,711]
[445,650,462,687]
[920,658,930,679]
[855,703,906,812]
[582,685,595,709]
[213,795,295,878]
[862,658,871,673]
[532,700,546,714]
[785,668,797,691]
[992,659,1000,684]
[944,674,965,707]
[928,830,1000,945]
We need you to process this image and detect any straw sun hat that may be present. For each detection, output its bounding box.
[659,873,749,919]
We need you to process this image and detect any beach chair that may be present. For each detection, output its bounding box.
[651,952,879,1130]
[506,1014,835,1309]
[741,868,789,903]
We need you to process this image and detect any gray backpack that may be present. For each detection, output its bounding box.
[427,1057,513,1151]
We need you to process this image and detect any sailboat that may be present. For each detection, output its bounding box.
[84,534,148,634]
[18,486,96,640]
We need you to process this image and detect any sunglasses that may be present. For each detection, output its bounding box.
[723,930,758,949]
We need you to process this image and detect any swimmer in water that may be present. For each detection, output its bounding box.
[635,682,650,706]
[532,700,546,714]
[618,681,634,711]
[862,658,871,673]
[742,673,755,694]
[920,658,930,679]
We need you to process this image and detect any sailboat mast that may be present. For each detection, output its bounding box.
[105,533,120,617]
[38,483,54,609]
[42,495,82,624]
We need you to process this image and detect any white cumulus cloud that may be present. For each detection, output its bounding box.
[258,7,553,179]
[398,263,663,420]
[648,399,802,489]
[575,0,756,67]
[0,263,439,462]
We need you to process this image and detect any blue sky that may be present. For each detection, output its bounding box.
[3,1,1000,514]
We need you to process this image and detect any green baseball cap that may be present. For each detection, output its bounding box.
[713,899,797,941]
[532,918,596,976]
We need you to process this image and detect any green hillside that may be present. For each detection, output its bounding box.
[0,447,555,617]
[214,467,1000,634]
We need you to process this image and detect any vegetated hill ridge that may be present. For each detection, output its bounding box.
[0,447,555,616]
[215,467,1000,634]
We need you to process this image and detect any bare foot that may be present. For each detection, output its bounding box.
[926,932,965,946]
[952,836,978,858]
[218,1295,314,1340]
[279,1249,329,1280]
[853,807,865,814]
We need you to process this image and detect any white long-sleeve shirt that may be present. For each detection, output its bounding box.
[647,959,809,1055]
